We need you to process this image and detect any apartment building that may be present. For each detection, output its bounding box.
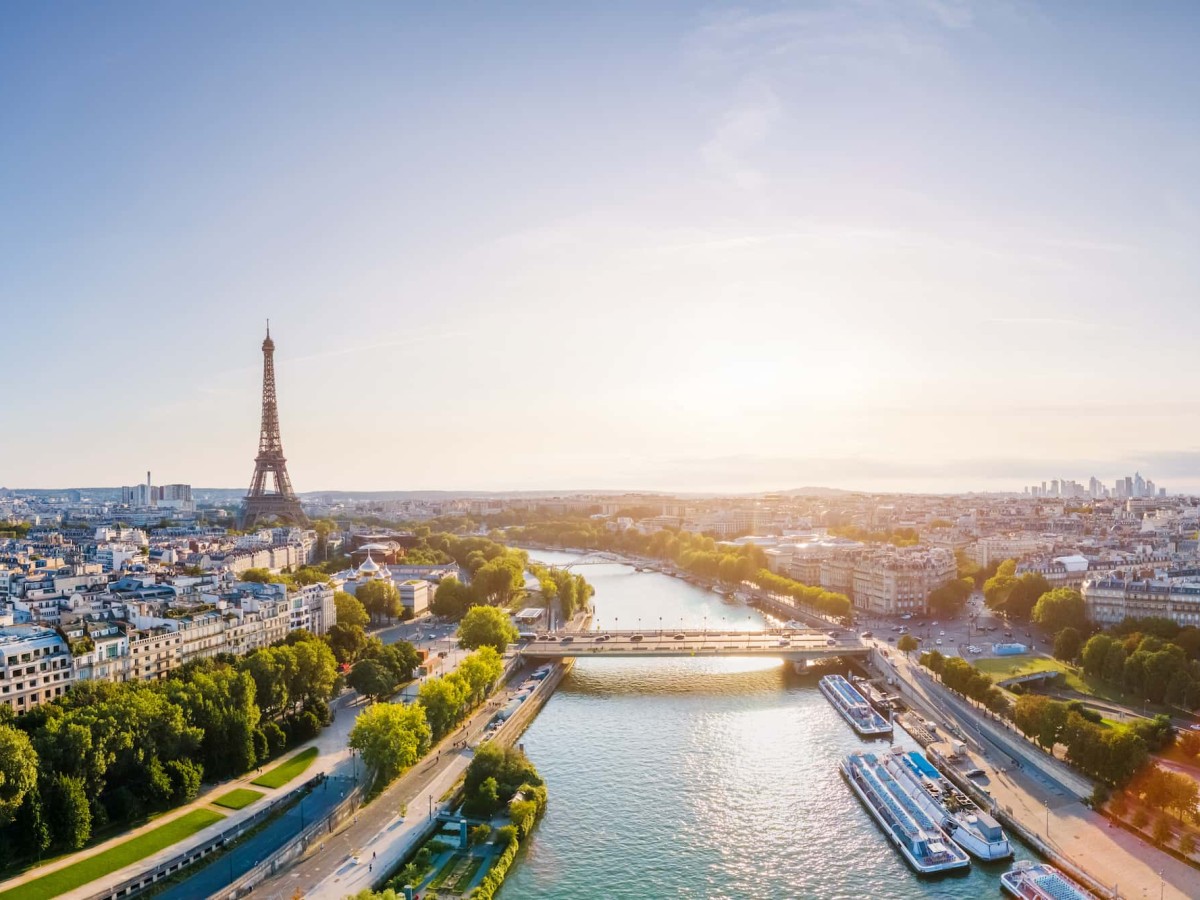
[848,548,958,616]
[0,626,74,713]
[1083,574,1200,627]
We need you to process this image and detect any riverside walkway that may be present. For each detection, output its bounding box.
[876,645,1200,899]
[517,628,868,662]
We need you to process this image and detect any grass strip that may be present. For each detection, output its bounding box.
[251,747,318,789]
[212,788,265,810]
[447,855,486,893]
[0,809,224,900]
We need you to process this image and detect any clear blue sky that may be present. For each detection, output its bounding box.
[3,2,1200,493]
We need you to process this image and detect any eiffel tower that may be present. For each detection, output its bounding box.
[241,324,308,529]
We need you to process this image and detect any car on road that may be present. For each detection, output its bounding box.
[935,639,943,645]
[777,639,791,646]
[673,633,686,640]
[886,636,895,642]
[965,768,986,778]
[561,636,574,643]
[860,631,873,638]
[630,633,644,642]
[593,635,608,642]
[939,630,946,636]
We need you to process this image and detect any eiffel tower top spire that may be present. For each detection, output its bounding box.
[241,324,306,529]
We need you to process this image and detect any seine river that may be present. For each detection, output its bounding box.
[498,549,1036,899]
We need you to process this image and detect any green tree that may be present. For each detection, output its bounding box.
[288,639,339,709]
[1005,573,1052,620]
[357,580,402,624]
[348,703,431,791]
[983,559,1018,609]
[240,567,283,584]
[418,675,469,739]
[1054,627,1083,662]
[1033,588,1088,632]
[348,659,397,703]
[294,566,331,586]
[241,648,290,718]
[897,634,919,654]
[46,773,91,850]
[432,577,473,620]
[335,591,370,628]
[0,724,38,827]
[927,577,973,617]
[458,605,519,653]
[1181,832,1197,856]
[326,623,369,665]
[470,557,525,607]
[456,646,504,702]
[1153,813,1173,846]
[1082,634,1114,676]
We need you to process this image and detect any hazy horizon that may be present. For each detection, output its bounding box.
[5,2,1200,494]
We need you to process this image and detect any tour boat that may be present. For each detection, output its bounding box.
[819,674,893,736]
[841,751,971,874]
[882,748,1012,860]
[1000,861,1094,899]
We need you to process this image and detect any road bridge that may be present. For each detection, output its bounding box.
[516,628,869,664]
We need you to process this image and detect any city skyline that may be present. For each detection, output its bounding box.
[4,3,1200,493]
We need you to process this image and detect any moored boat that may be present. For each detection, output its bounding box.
[1000,861,1094,899]
[840,751,971,874]
[882,748,1012,860]
[819,674,893,736]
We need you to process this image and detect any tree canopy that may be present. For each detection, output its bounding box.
[1033,588,1088,632]
[349,703,431,792]
[458,606,519,653]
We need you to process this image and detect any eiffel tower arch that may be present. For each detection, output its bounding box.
[241,325,308,529]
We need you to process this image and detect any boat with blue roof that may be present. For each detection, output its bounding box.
[883,747,1012,860]
[1000,861,1095,899]
[840,750,971,874]
[819,674,893,736]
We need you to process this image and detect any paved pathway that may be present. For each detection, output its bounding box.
[875,646,1200,899]
[254,663,549,900]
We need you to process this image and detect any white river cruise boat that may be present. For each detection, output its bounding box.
[819,674,893,736]
[881,748,1012,860]
[1000,861,1095,899]
[840,751,971,875]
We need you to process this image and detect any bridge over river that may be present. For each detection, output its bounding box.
[516,628,869,665]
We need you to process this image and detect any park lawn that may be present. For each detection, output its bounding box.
[975,655,1137,706]
[212,788,265,810]
[0,808,224,900]
[252,746,319,789]
[975,655,1092,693]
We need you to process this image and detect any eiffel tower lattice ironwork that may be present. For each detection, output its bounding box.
[241,324,307,529]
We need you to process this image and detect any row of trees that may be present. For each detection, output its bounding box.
[753,568,852,621]
[529,565,593,622]
[503,521,770,587]
[919,650,1008,713]
[1081,632,1200,708]
[0,633,341,861]
[347,646,505,792]
[417,645,505,740]
[1011,694,1150,786]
